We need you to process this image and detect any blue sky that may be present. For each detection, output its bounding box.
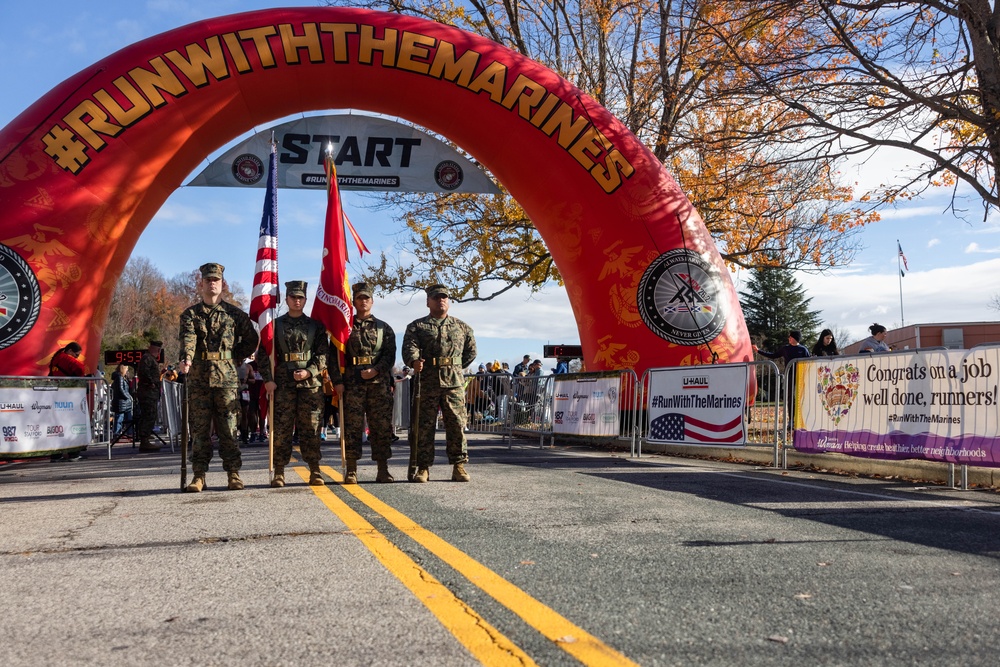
[3,0,999,366]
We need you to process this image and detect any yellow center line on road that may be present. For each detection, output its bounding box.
[318,465,640,667]
[290,466,535,667]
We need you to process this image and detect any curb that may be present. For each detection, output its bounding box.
[635,441,1000,489]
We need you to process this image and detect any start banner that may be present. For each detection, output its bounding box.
[0,383,91,455]
[793,349,1000,467]
[646,365,747,445]
[552,374,621,437]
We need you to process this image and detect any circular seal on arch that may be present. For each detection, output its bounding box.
[637,249,726,345]
[232,153,265,185]
[0,243,42,351]
[434,160,464,190]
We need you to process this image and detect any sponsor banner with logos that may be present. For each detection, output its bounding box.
[188,114,499,194]
[646,366,747,445]
[0,386,91,454]
[552,375,620,437]
[794,350,1000,467]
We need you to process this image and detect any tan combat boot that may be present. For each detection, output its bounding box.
[344,460,358,485]
[309,464,325,486]
[452,462,470,482]
[227,471,244,490]
[375,460,394,483]
[270,466,285,488]
[412,466,429,483]
[184,473,206,493]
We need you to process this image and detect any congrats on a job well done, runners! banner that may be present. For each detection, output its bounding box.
[0,384,91,455]
[794,349,1000,467]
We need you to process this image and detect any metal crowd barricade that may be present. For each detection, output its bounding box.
[392,375,412,434]
[159,379,184,453]
[503,374,555,447]
[464,372,515,436]
[636,361,782,463]
[0,375,112,459]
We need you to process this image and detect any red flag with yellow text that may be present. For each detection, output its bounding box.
[311,155,353,358]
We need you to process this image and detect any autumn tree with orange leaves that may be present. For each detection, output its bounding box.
[339,0,877,299]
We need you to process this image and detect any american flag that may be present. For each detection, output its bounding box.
[249,141,279,356]
[898,241,909,273]
[648,413,744,444]
[311,151,353,360]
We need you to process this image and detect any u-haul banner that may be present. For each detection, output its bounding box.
[0,386,91,455]
[646,365,747,445]
[793,349,1000,466]
[552,375,620,436]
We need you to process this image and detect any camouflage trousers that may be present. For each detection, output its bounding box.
[412,383,468,467]
[136,389,159,442]
[342,381,394,462]
[271,385,323,467]
[189,385,241,474]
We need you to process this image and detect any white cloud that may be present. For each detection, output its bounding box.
[966,242,980,253]
[927,238,940,248]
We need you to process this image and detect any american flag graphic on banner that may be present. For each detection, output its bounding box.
[249,141,279,356]
[649,413,743,444]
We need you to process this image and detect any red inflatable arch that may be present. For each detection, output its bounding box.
[0,7,752,376]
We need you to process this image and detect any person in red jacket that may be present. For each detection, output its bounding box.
[48,342,88,462]
[49,342,86,377]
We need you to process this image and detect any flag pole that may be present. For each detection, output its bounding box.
[897,239,905,328]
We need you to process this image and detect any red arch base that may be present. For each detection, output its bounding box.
[0,7,751,376]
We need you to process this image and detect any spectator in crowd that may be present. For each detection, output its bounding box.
[246,360,265,442]
[48,342,88,461]
[752,331,811,365]
[160,365,179,382]
[237,358,251,445]
[513,354,531,377]
[812,329,840,356]
[858,323,891,353]
[110,364,133,438]
[135,340,163,453]
[49,342,86,377]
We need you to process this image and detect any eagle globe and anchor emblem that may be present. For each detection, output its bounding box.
[0,243,42,351]
[637,249,726,345]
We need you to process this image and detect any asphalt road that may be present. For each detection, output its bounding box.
[2,434,998,666]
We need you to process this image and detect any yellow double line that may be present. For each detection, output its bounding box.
[293,465,638,667]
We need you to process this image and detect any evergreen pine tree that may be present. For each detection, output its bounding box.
[739,267,822,353]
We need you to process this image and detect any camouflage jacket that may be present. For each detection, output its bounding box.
[328,315,396,386]
[402,315,476,389]
[256,313,328,391]
[136,350,160,395]
[179,300,258,388]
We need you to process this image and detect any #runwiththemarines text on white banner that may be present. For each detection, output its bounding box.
[646,366,747,445]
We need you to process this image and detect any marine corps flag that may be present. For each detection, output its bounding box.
[311,152,353,355]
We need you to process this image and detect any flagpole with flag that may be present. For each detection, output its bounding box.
[311,146,355,475]
[897,240,908,328]
[250,136,279,478]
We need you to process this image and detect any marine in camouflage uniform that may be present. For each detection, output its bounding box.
[179,263,259,492]
[401,283,477,483]
[328,282,397,484]
[256,281,329,488]
[136,340,162,452]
